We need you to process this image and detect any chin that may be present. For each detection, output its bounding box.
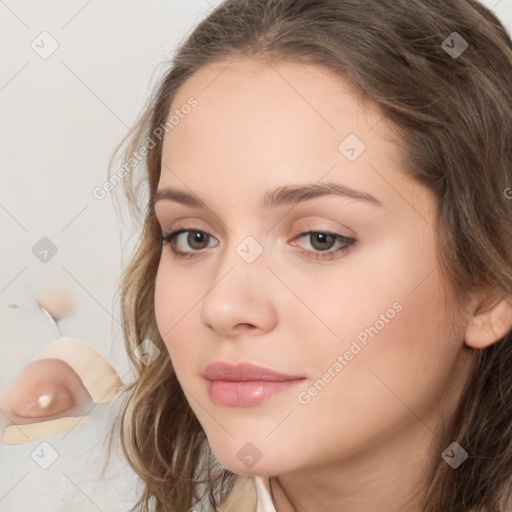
[209,444,290,478]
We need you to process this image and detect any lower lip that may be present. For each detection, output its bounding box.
[206,379,305,407]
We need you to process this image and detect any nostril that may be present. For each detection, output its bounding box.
[2,358,93,424]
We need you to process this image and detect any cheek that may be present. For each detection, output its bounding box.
[279,279,457,466]
[333,231,446,351]
[314,274,454,424]
[275,238,410,363]
[154,257,183,336]
[295,233,455,403]
[154,259,201,367]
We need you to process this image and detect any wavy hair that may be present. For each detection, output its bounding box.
[104,0,512,510]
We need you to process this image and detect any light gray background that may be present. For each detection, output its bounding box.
[0,1,511,511]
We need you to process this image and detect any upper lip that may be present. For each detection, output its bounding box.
[202,362,304,382]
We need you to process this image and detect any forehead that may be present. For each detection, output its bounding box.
[169,56,386,136]
[158,57,427,214]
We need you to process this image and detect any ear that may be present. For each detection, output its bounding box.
[464,287,512,349]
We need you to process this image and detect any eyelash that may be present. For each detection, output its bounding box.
[158,228,356,261]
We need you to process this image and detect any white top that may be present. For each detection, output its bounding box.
[217,474,296,511]
[254,476,277,512]
[217,474,277,511]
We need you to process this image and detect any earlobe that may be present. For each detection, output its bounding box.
[464,292,512,349]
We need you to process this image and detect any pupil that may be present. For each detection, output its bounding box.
[190,231,207,249]
[312,233,333,251]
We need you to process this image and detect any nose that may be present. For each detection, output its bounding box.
[199,252,278,338]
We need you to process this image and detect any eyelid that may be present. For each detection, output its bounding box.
[160,214,352,235]
[158,217,214,237]
[160,217,355,243]
[290,216,355,236]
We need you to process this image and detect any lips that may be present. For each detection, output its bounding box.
[202,362,306,407]
[201,361,304,382]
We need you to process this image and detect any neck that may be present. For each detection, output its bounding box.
[267,418,437,512]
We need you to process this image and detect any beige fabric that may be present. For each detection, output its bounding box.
[217,475,257,512]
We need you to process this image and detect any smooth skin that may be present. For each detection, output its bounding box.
[153,57,512,512]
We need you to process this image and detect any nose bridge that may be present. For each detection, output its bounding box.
[210,231,268,298]
[232,233,266,266]
[199,231,277,334]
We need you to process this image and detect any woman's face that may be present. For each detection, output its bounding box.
[153,57,473,478]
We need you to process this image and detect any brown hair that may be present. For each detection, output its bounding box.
[104,0,512,510]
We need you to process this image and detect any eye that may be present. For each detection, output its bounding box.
[160,228,356,261]
[290,231,356,261]
[159,228,218,259]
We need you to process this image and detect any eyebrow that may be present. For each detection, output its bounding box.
[151,181,384,211]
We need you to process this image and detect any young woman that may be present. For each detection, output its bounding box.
[106,0,512,510]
